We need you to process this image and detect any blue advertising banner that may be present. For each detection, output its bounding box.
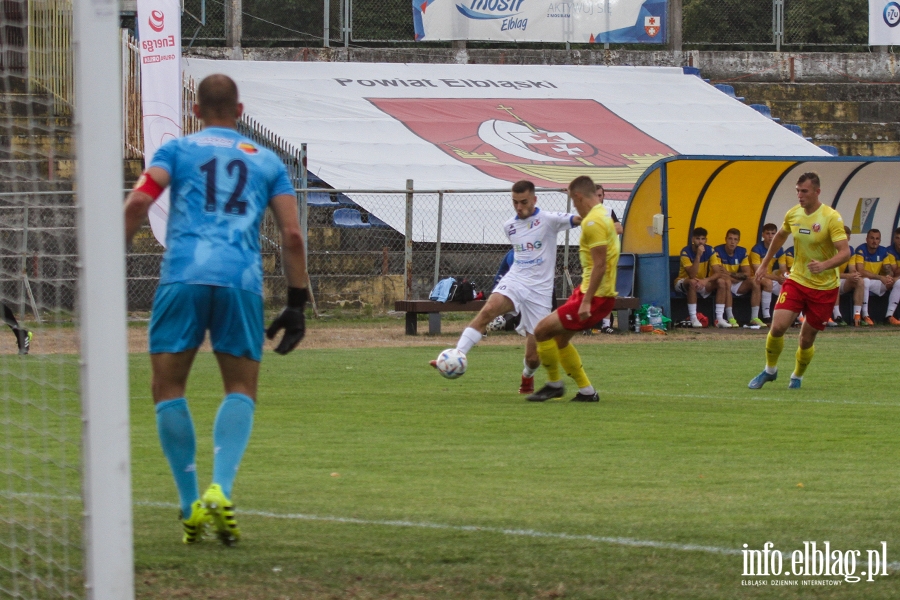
[413,0,666,43]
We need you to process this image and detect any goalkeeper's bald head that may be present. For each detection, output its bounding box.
[197,74,240,122]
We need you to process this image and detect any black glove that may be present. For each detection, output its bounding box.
[266,287,308,355]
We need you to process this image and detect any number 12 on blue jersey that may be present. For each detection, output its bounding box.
[200,157,248,216]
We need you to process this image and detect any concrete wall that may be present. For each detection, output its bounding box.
[184,47,900,83]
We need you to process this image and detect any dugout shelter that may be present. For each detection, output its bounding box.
[621,156,900,318]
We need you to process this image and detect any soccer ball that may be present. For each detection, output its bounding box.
[486,315,506,332]
[435,348,468,379]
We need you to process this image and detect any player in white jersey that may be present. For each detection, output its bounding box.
[431,180,580,393]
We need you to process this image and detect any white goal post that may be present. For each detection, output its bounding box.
[73,1,134,599]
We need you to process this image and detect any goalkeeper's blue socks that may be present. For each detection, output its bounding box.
[212,393,256,499]
[155,398,199,518]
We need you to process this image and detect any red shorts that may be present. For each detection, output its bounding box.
[557,288,615,331]
[774,279,838,331]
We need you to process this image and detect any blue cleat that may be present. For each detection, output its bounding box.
[748,370,777,389]
[788,377,802,389]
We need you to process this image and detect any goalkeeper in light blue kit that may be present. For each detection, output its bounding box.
[124,74,308,545]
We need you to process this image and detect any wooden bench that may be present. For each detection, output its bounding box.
[395,296,642,335]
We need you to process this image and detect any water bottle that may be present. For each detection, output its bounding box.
[633,313,641,333]
[648,306,662,329]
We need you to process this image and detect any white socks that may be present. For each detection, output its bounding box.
[761,291,772,318]
[862,279,871,316]
[888,284,900,316]
[523,358,537,378]
[456,327,482,355]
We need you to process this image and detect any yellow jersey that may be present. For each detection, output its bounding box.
[852,245,896,275]
[714,244,750,276]
[579,203,619,298]
[676,244,722,281]
[781,204,847,290]
[749,242,785,275]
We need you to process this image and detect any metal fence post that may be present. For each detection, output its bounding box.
[225,0,242,59]
[773,0,784,52]
[668,0,682,52]
[405,179,413,300]
[324,0,330,46]
[434,191,443,287]
[343,0,350,46]
[562,193,572,299]
[299,143,308,268]
[19,206,27,318]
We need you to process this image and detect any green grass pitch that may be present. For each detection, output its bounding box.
[129,329,900,599]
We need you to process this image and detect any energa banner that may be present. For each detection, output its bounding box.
[413,0,666,43]
[869,0,900,44]
[137,0,182,246]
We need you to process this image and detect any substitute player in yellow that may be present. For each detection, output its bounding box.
[526,175,619,402]
[748,172,850,390]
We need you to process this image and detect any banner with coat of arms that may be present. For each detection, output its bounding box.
[368,98,673,187]
[413,0,666,43]
[182,59,825,244]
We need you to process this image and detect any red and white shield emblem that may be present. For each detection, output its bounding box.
[368,98,676,191]
[812,223,821,232]
[645,16,661,37]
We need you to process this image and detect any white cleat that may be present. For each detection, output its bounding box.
[690,318,704,328]
[715,319,732,328]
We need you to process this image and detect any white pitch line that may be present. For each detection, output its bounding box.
[132,499,741,555]
[131,500,900,571]
[622,390,900,407]
[8,492,899,570]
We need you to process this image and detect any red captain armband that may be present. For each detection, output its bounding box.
[134,172,164,200]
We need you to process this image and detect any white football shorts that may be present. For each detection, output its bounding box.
[867,279,887,297]
[492,276,552,336]
[674,278,713,299]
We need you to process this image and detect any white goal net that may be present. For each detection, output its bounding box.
[0,2,132,599]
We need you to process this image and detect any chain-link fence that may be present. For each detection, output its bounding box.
[10,187,626,316]
[683,0,775,47]
[0,192,78,316]
[683,0,869,49]
[783,0,868,48]
[168,0,875,48]
[127,190,626,314]
[350,0,413,42]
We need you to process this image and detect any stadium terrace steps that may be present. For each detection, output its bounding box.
[766,101,900,124]
[0,94,57,118]
[0,87,74,183]
[731,83,900,157]
[797,121,900,141]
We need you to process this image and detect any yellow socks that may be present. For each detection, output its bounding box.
[765,332,784,369]
[536,339,561,382]
[558,344,590,389]
[794,345,815,378]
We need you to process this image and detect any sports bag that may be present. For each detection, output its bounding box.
[429,277,457,302]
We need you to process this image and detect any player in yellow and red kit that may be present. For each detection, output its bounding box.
[748,172,850,390]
